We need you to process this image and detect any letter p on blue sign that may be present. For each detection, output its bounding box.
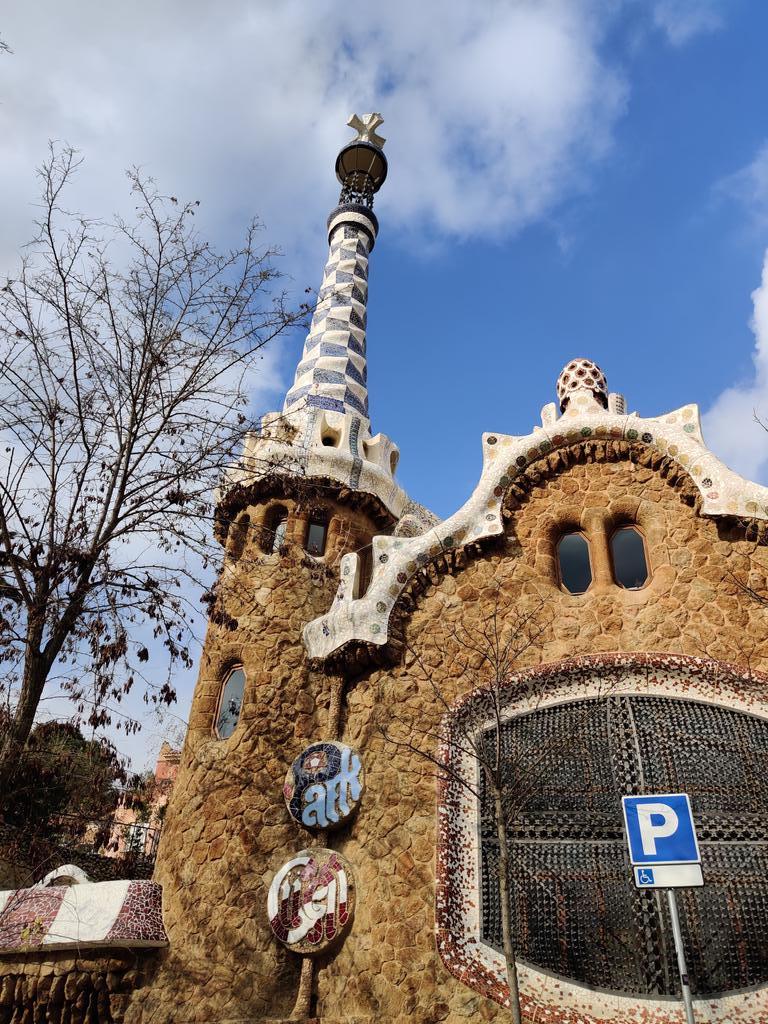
[622,794,700,865]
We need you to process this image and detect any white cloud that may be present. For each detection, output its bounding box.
[0,1,707,765]
[717,142,768,228]
[703,250,768,481]
[0,2,626,264]
[651,0,723,46]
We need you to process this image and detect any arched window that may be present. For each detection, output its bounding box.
[478,695,768,996]
[306,516,328,557]
[226,513,250,561]
[610,526,649,589]
[262,505,288,554]
[556,532,592,594]
[215,666,245,739]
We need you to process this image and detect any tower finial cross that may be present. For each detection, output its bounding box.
[347,113,386,150]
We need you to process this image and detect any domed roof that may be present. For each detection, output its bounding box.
[556,358,608,411]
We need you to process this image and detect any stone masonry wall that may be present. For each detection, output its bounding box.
[124,452,768,1022]
[310,454,768,1023]
[0,951,151,1024]
[123,495,381,1024]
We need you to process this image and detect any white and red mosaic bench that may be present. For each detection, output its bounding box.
[0,865,168,953]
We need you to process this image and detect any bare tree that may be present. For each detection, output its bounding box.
[0,144,306,797]
[377,593,620,1023]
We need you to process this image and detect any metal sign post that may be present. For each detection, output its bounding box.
[622,793,703,1023]
[666,888,696,1024]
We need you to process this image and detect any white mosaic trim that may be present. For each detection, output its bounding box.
[304,398,768,659]
[226,405,408,521]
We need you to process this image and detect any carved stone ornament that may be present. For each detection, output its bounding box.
[267,848,355,954]
[284,741,363,830]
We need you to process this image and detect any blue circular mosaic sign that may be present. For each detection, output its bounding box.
[284,741,364,830]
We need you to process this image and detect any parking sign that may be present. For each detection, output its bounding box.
[622,793,700,865]
[622,794,702,1022]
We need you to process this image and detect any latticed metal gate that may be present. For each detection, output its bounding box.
[479,695,768,996]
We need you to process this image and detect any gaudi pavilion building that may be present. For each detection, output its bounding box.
[1,115,768,1024]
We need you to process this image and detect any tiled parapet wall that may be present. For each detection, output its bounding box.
[304,401,768,660]
[435,652,768,1023]
[0,870,167,953]
[223,406,408,522]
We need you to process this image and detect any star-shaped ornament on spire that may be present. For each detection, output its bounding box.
[347,113,386,150]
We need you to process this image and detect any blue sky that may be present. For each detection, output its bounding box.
[3,0,768,767]
[359,2,768,516]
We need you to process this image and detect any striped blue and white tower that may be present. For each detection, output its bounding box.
[233,115,407,521]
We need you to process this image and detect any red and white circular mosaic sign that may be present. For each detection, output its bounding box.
[267,847,355,954]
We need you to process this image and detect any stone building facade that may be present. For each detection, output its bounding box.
[2,115,768,1023]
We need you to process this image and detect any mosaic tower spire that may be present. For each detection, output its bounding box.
[231,115,406,520]
[283,114,388,426]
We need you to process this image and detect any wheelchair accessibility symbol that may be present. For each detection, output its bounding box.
[638,868,655,885]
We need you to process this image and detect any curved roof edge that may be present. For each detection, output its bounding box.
[304,401,768,661]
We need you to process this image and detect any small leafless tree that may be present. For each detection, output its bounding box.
[378,592,620,1024]
[0,144,306,798]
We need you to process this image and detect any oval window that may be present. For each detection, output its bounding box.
[215,666,245,739]
[610,527,649,589]
[556,533,592,594]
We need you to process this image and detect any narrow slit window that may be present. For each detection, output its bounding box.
[357,546,373,597]
[215,666,245,739]
[306,517,328,557]
[610,527,649,589]
[556,533,592,594]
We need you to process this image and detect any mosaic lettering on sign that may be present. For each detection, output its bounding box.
[283,741,363,830]
[267,848,355,954]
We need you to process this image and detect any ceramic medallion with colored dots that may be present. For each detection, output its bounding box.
[283,741,364,830]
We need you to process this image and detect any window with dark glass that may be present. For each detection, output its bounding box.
[610,526,649,589]
[479,696,768,996]
[306,517,328,557]
[215,666,245,739]
[556,532,592,594]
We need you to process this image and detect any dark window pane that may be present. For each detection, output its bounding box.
[610,527,648,589]
[216,667,245,739]
[557,533,592,594]
[271,513,287,553]
[306,519,328,556]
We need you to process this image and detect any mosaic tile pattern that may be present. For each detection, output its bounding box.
[224,203,408,521]
[284,219,373,421]
[267,848,355,955]
[435,652,768,1023]
[0,870,168,953]
[557,357,608,410]
[304,394,768,660]
[105,880,166,945]
[284,741,364,830]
